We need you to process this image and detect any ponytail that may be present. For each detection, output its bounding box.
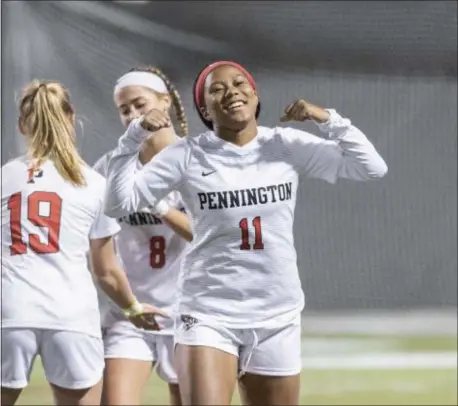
[19,80,86,187]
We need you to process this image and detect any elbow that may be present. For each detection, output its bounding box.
[104,206,122,219]
[104,200,129,219]
[369,158,388,180]
[343,157,388,181]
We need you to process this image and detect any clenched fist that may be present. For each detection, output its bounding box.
[280,100,330,124]
[140,108,172,132]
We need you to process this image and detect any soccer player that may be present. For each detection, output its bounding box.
[1,80,167,406]
[94,66,191,406]
[103,61,388,405]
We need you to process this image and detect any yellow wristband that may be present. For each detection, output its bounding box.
[122,300,144,318]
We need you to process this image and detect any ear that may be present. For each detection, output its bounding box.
[160,94,172,112]
[200,106,211,121]
[18,118,26,136]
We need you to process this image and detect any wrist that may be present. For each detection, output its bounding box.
[152,201,171,218]
[122,298,144,318]
[128,117,150,144]
[309,104,330,124]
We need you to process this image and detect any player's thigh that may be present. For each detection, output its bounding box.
[239,320,302,405]
[1,387,23,406]
[102,323,155,405]
[40,330,104,405]
[239,373,300,406]
[1,328,39,405]
[50,379,103,406]
[174,317,239,405]
[103,359,152,406]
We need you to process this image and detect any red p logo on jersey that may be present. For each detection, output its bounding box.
[27,167,43,184]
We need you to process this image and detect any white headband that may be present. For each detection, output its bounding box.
[114,71,168,95]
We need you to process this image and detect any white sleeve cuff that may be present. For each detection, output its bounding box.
[315,109,352,139]
[151,200,171,217]
[127,117,150,145]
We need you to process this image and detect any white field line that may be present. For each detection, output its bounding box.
[301,309,458,336]
[301,380,431,396]
[301,351,458,369]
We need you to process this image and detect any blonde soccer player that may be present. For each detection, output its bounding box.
[1,80,167,406]
[103,61,388,405]
[94,66,191,406]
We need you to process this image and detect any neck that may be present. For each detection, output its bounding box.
[215,120,258,147]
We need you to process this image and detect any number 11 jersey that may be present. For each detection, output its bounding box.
[104,110,388,329]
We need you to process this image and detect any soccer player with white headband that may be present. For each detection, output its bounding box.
[94,66,192,406]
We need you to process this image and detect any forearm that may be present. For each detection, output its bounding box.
[96,266,137,310]
[104,120,156,217]
[153,201,193,242]
[162,209,193,242]
[138,128,178,165]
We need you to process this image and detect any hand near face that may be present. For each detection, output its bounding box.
[140,108,172,132]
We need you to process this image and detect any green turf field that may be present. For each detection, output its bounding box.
[16,334,457,405]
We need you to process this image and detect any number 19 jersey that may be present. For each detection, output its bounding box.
[1,156,120,338]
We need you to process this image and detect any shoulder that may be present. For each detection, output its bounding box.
[82,165,108,189]
[92,151,114,176]
[255,125,306,147]
[1,155,29,172]
[1,156,29,197]
[264,125,328,147]
[186,130,223,151]
[152,135,195,166]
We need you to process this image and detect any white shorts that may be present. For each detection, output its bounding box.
[103,321,177,384]
[1,328,104,390]
[174,315,302,377]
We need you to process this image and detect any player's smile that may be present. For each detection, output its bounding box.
[223,99,247,112]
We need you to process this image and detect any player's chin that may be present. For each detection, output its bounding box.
[220,111,253,128]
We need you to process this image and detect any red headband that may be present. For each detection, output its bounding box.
[194,61,256,111]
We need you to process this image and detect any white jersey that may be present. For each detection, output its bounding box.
[94,151,188,333]
[104,109,387,328]
[1,156,120,338]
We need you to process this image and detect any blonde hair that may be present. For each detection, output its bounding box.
[130,66,189,137]
[19,80,86,187]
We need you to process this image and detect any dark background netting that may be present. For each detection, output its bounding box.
[2,1,457,310]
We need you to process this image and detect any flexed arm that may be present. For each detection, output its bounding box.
[104,110,189,218]
[280,100,388,183]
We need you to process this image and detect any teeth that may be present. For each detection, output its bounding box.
[228,101,244,109]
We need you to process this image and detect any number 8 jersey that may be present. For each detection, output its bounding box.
[94,151,189,333]
[1,156,121,338]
